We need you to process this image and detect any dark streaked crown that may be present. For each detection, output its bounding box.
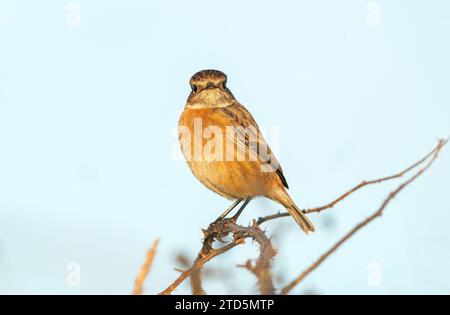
[189,69,227,88]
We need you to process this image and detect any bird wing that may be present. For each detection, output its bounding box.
[218,102,289,189]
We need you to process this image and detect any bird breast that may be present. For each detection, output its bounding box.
[178,105,282,200]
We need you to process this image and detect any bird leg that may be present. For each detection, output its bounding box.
[216,199,242,222]
[231,198,252,222]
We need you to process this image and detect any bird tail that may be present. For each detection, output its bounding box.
[286,204,315,235]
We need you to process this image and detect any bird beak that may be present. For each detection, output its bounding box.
[205,82,215,90]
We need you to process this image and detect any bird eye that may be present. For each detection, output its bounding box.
[191,84,197,93]
[222,80,227,90]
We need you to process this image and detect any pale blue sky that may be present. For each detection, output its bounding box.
[0,1,449,294]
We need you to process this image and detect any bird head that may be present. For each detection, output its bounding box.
[186,69,235,108]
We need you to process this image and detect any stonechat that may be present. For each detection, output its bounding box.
[178,70,314,234]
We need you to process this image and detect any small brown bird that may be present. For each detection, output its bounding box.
[178,70,314,234]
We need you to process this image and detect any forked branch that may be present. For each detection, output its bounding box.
[280,139,447,294]
[159,218,277,295]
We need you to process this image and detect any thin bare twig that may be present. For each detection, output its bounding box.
[190,266,206,295]
[160,241,240,295]
[280,139,447,295]
[189,230,216,295]
[257,140,446,225]
[133,238,159,295]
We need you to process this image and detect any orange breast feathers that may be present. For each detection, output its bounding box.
[178,103,287,199]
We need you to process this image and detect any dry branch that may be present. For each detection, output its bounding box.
[257,140,446,225]
[133,238,159,295]
[159,218,243,295]
[159,218,277,295]
[280,139,447,295]
[230,221,277,294]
